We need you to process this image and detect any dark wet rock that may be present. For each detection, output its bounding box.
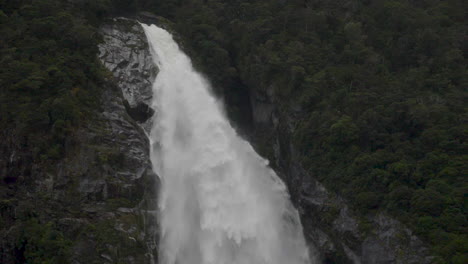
[124,100,156,123]
[99,17,158,132]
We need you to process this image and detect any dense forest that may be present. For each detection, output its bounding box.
[0,0,108,165]
[0,1,111,262]
[0,0,466,263]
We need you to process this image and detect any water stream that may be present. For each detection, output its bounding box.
[142,23,312,264]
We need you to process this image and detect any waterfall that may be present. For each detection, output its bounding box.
[142,23,312,264]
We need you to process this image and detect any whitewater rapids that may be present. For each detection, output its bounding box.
[142,23,312,264]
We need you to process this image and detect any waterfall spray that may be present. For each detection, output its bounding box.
[142,23,312,264]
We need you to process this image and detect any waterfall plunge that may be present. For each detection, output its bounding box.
[142,23,312,264]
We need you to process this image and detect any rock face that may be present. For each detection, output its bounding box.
[248,86,434,264]
[0,86,158,264]
[99,17,158,132]
[0,18,158,264]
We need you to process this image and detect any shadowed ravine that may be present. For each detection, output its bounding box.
[142,24,314,264]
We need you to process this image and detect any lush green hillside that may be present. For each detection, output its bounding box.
[143,0,467,263]
[0,1,108,262]
[0,0,109,164]
[1,0,466,263]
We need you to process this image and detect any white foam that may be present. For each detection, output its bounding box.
[142,24,312,264]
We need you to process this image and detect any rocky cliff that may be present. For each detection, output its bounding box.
[0,18,158,264]
[99,17,157,132]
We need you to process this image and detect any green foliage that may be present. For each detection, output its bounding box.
[16,218,72,264]
[329,116,359,146]
[0,0,106,164]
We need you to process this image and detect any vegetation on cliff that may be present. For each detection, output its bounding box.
[0,0,107,262]
[1,2,157,263]
[0,0,107,163]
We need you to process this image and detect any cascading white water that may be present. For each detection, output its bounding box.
[142,23,312,264]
